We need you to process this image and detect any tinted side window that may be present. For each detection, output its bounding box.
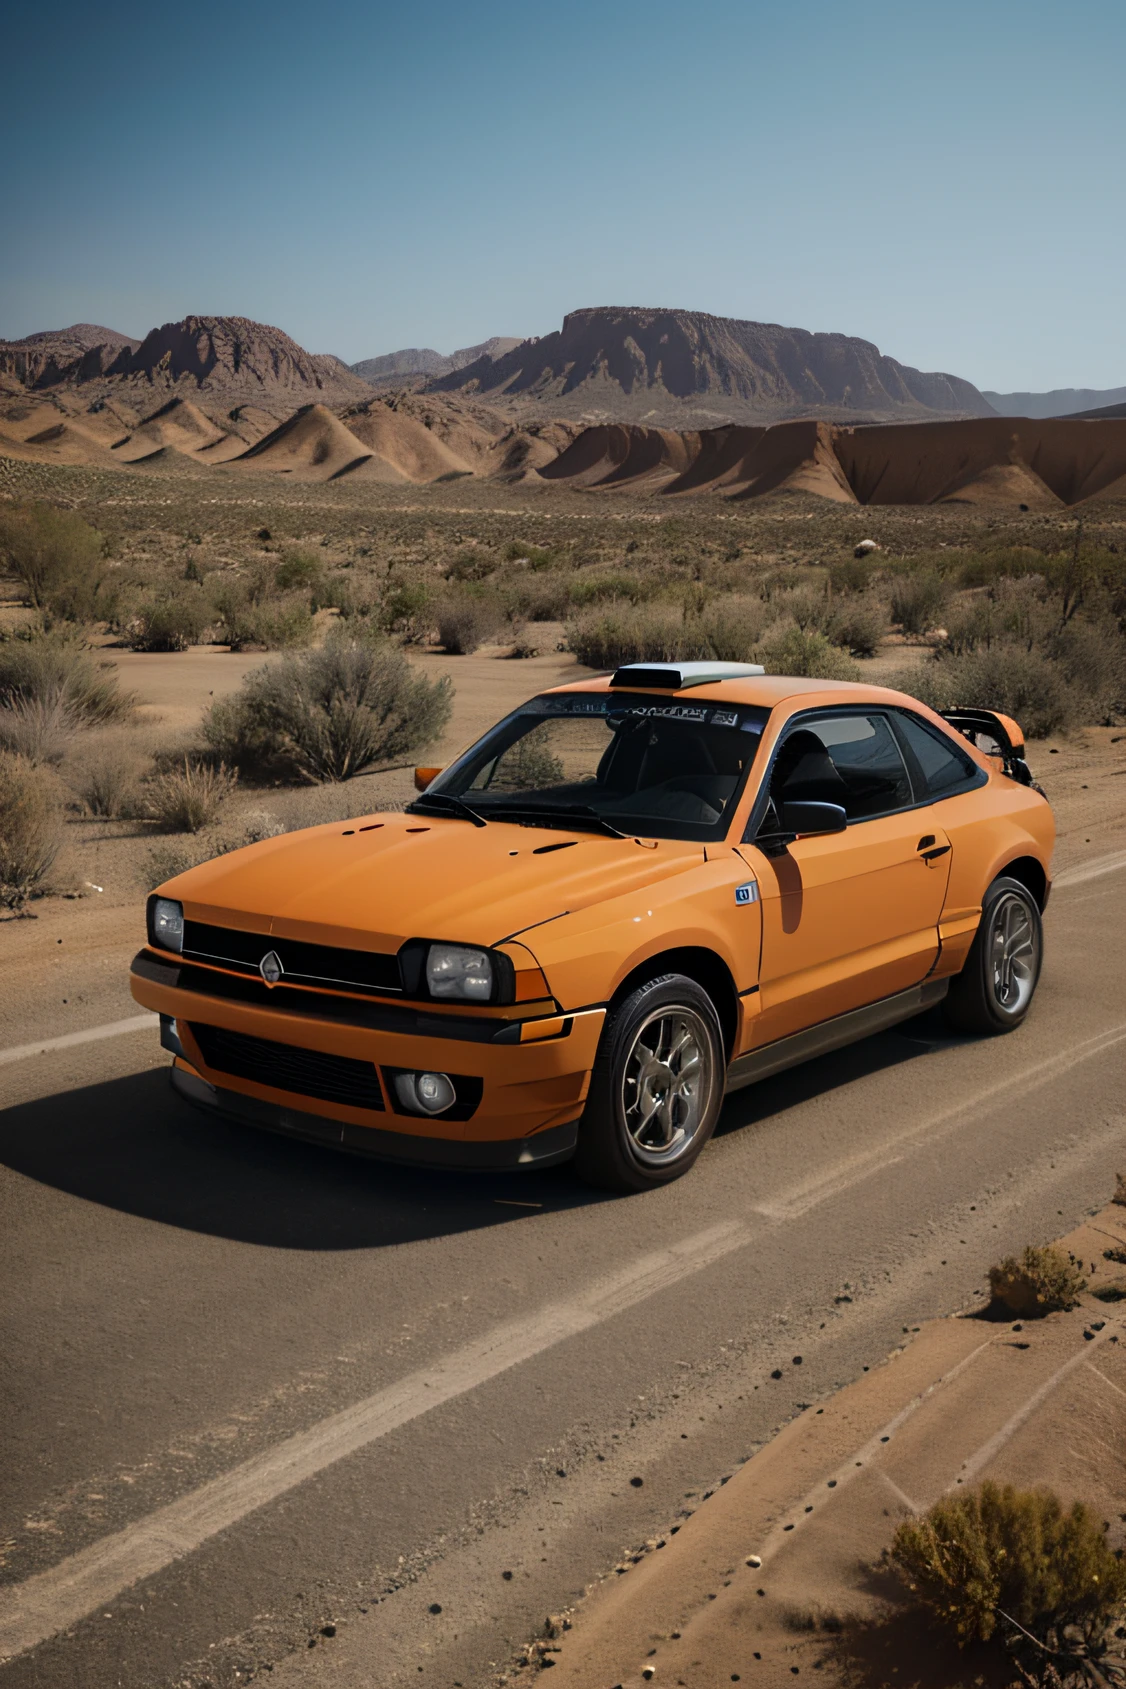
[775,713,912,821]
[894,712,980,799]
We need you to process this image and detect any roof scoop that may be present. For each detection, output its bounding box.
[609,661,766,691]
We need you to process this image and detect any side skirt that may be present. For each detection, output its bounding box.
[724,979,949,1094]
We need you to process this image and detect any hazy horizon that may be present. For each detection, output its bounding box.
[3,0,1124,393]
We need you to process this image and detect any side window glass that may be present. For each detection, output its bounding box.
[894,712,979,799]
[773,714,912,821]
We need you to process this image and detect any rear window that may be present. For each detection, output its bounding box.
[893,711,982,799]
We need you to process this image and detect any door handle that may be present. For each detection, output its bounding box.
[918,844,950,863]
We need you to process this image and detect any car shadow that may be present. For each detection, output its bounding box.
[713,1006,970,1138]
[0,1068,606,1250]
[0,1011,971,1250]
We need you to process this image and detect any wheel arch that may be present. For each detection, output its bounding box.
[610,946,739,1061]
[995,853,1048,911]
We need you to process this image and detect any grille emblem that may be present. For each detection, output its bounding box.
[259,950,284,986]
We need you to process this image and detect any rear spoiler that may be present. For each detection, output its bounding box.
[939,709,1036,787]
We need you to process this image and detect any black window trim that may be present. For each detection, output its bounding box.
[886,707,988,806]
[740,704,985,843]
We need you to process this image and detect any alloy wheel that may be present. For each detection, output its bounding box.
[988,891,1039,1014]
[620,1006,715,1167]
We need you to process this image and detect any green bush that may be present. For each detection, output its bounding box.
[988,1244,1087,1316]
[890,568,949,636]
[144,758,238,833]
[0,633,133,724]
[274,549,323,592]
[0,502,105,611]
[378,578,433,641]
[761,626,861,680]
[568,572,648,608]
[892,1481,1126,1654]
[127,590,211,652]
[202,632,452,782]
[0,751,62,909]
[565,601,715,669]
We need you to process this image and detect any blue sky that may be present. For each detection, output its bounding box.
[3,0,1124,391]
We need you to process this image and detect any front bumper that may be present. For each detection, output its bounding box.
[132,949,604,1163]
[171,1063,580,1169]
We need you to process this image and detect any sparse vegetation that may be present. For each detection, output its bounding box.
[0,502,105,611]
[0,691,74,764]
[201,632,452,782]
[436,590,506,655]
[0,632,133,724]
[891,1480,1126,1672]
[74,747,145,819]
[889,567,949,636]
[127,589,211,652]
[144,757,238,833]
[0,751,63,909]
[987,1244,1087,1316]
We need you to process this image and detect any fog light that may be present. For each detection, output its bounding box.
[393,1071,456,1116]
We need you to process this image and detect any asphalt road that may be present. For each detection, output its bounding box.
[1,852,1124,1689]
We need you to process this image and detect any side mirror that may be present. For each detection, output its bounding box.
[780,800,846,836]
[414,766,442,792]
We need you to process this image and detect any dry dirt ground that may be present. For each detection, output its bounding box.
[536,1203,1126,1689]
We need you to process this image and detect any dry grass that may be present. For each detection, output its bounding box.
[987,1244,1088,1316]
[0,751,63,909]
[0,691,75,764]
[145,758,238,833]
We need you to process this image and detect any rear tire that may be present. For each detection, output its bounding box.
[573,973,725,1193]
[943,875,1043,1035]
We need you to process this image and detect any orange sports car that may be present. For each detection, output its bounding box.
[130,663,1054,1191]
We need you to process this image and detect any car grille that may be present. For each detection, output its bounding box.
[188,1023,386,1111]
[181,921,401,997]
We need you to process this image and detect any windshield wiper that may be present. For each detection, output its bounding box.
[406,792,487,828]
[475,802,627,839]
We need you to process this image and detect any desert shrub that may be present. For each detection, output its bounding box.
[0,691,75,764]
[565,601,714,669]
[502,541,555,569]
[830,594,887,657]
[891,1481,1126,1657]
[890,568,949,636]
[127,590,211,652]
[0,632,133,724]
[760,626,861,680]
[274,549,323,592]
[988,1244,1087,1316]
[210,580,312,650]
[884,646,1072,737]
[312,573,375,619]
[501,573,573,622]
[378,578,433,641]
[775,585,833,634]
[829,555,877,595]
[490,735,566,789]
[74,747,145,818]
[0,502,105,611]
[953,546,1049,589]
[568,572,649,608]
[1048,619,1126,722]
[144,758,238,833]
[446,548,499,584]
[435,590,506,655]
[202,632,452,783]
[0,752,63,909]
[699,595,772,661]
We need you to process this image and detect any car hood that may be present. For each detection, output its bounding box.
[162,811,703,954]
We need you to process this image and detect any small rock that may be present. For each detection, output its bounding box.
[854,539,880,557]
[642,1670,655,1681]
[428,1603,442,1614]
[320,1624,336,1638]
[746,1555,762,1568]
[770,1369,782,1380]
[502,1570,513,1580]
[792,1355,802,1366]
[630,1476,644,1488]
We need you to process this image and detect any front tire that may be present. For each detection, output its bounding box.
[943,875,1043,1035]
[573,974,725,1193]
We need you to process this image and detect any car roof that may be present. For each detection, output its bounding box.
[542,672,923,711]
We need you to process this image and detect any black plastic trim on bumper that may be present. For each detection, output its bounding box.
[724,978,950,1093]
[170,1064,579,1170]
[132,950,558,1045]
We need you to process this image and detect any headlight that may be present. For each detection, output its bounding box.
[426,943,494,1001]
[150,897,184,953]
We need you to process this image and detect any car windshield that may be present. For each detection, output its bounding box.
[416,692,772,842]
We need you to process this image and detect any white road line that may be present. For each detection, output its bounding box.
[1053,849,1126,889]
[753,1022,1126,1221]
[0,1014,157,1068]
[0,1219,753,1665]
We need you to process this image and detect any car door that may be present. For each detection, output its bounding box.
[740,709,952,1047]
